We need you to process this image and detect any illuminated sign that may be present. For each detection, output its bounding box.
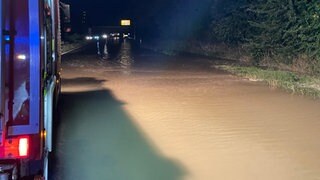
[121,20,131,26]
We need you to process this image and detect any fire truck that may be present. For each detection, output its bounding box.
[0,0,66,179]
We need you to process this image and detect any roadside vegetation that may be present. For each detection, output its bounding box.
[217,65,320,98]
[141,0,320,98]
[208,0,320,76]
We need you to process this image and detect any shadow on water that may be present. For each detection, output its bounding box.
[50,77,185,180]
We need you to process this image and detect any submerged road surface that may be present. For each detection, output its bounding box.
[51,40,320,180]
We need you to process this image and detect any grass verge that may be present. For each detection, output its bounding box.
[143,40,320,99]
[217,65,320,99]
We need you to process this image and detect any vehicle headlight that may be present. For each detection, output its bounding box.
[85,36,93,40]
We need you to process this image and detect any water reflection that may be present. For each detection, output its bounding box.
[116,40,134,68]
[62,43,320,180]
[97,39,135,70]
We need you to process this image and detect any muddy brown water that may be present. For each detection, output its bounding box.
[52,41,320,180]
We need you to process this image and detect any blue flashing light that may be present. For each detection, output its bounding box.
[4,36,10,41]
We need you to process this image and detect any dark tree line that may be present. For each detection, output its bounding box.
[209,0,320,70]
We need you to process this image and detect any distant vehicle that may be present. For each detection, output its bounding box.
[85,35,93,40]
[85,34,108,41]
[123,33,130,39]
[0,0,66,179]
[109,33,121,40]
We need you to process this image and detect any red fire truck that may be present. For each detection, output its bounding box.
[0,0,65,179]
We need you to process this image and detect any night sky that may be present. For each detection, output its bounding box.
[62,0,212,39]
[63,0,171,27]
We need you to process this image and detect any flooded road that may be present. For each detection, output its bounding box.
[51,40,320,180]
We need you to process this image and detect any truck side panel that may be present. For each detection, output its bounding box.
[0,0,43,161]
[4,0,41,136]
[0,0,60,178]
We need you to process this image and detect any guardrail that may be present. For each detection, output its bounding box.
[61,42,89,55]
